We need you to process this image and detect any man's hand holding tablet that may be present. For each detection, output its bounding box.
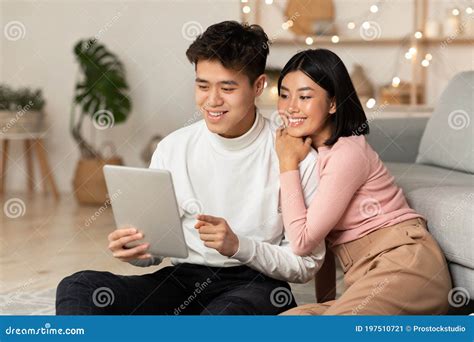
[108,227,151,262]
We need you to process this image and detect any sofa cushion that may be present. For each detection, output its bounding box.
[386,162,474,193]
[449,263,474,298]
[416,71,474,174]
[402,186,474,269]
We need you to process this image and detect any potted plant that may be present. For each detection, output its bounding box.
[0,84,46,134]
[70,38,132,205]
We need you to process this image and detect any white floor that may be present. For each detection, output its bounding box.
[0,192,343,315]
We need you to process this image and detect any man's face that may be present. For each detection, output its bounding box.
[195,59,261,138]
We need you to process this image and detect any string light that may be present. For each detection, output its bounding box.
[370,5,379,13]
[452,8,460,16]
[467,7,473,14]
[265,0,273,4]
[421,59,430,67]
[392,77,401,87]
[242,5,251,14]
[347,22,356,30]
[281,21,289,30]
[405,52,413,60]
[305,37,314,45]
[414,31,423,39]
[331,35,340,43]
[362,21,371,30]
[366,98,376,108]
[240,0,248,2]
[409,47,417,54]
[425,53,433,61]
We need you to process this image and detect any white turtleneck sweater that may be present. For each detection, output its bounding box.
[131,112,325,283]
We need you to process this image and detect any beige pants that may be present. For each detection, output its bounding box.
[283,218,452,315]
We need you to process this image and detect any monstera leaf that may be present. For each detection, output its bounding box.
[71,38,132,158]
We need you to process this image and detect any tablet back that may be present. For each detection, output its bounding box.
[103,165,188,258]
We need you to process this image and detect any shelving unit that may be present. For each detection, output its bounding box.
[241,0,474,108]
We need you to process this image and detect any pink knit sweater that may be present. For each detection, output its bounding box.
[280,135,422,256]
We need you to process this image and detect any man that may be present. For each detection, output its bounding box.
[56,21,325,315]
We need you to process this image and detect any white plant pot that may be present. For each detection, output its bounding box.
[0,110,45,134]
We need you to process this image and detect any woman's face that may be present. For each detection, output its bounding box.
[278,70,336,139]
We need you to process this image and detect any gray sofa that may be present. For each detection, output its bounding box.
[367,71,474,312]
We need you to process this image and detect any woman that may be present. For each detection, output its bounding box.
[275,49,451,315]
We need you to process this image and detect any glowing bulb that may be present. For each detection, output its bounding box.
[265,0,273,4]
[425,53,432,61]
[362,21,370,30]
[370,5,379,13]
[414,31,423,39]
[409,47,417,55]
[421,59,430,67]
[347,22,356,30]
[331,35,340,43]
[466,7,473,15]
[405,52,413,60]
[242,5,251,14]
[392,77,401,87]
[452,8,460,16]
[287,20,294,28]
[241,0,248,3]
[305,37,314,45]
[282,22,289,30]
[366,98,376,109]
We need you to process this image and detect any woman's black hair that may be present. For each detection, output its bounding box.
[278,49,369,146]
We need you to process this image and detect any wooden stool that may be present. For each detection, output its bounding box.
[0,133,59,199]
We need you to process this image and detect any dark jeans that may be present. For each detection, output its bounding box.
[56,263,296,315]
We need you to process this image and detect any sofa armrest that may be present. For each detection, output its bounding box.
[366,117,429,163]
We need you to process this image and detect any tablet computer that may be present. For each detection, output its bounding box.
[103,165,189,258]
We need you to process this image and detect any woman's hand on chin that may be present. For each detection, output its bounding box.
[275,128,312,173]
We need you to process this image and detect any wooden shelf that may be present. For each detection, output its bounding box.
[270,37,474,47]
[271,37,403,46]
[421,37,474,45]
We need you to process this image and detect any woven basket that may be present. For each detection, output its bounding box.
[73,157,123,205]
